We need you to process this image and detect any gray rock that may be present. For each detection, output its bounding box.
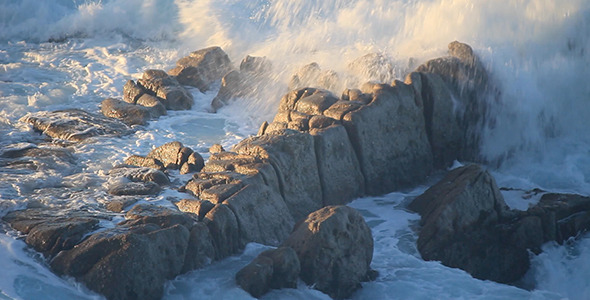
[50,223,190,300]
[341,82,433,195]
[136,94,167,117]
[180,152,205,174]
[235,255,274,298]
[405,72,462,168]
[259,247,300,289]
[224,184,294,246]
[240,55,272,76]
[121,204,196,229]
[3,209,100,257]
[122,80,145,104]
[108,181,161,196]
[109,165,169,185]
[146,141,195,170]
[137,69,193,110]
[101,98,152,126]
[282,206,374,299]
[176,199,215,221]
[183,222,216,271]
[124,155,165,171]
[168,46,233,92]
[203,203,241,259]
[310,124,364,205]
[20,109,131,142]
[234,129,323,221]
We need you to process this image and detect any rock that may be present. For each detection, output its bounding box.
[405,72,462,168]
[2,209,101,257]
[136,94,167,117]
[100,98,152,126]
[282,206,374,299]
[348,52,397,84]
[176,199,215,221]
[288,63,321,90]
[106,198,139,213]
[294,90,338,116]
[109,165,169,185]
[341,88,371,104]
[180,152,205,174]
[527,193,590,243]
[408,164,530,283]
[108,181,161,196]
[234,129,323,221]
[0,144,77,174]
[203,203,241,259]
[310,124,365,205]
[341,82,433,195]
[223,184,294,246]
[124,155,165,171]
[183,222,216,271]
[259,247,300,289]
[137,69,193,110]
[235,246,300,298]
[235,255,274,298]
[211,70,248,111]
[414,41,495,161]
[240,55,271,76]
[121,204,196,229]
[20,109,131,142]
[168,46,233,91]
[308,115,338,130]
[209,144,225,154]
[122,80,145,104]
[146,141,195,170]
[50,223,190,300]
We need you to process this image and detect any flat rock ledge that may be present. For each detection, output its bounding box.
[4,41,511,300]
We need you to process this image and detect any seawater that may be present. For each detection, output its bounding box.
[1,0,590,299]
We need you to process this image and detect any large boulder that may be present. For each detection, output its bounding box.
[414,41,496,161]
[168,46,233,92]
[310,124,365,205]
[203,203,241,259]
[100,98,153,126]
[236,247,300,298]
[336,82,433,195]
[409,164,532,283]
[50,223,190,300]
[223,184,294,246]
[20,109,131,142]
[137,69,193,110]
[282,206,374,299]
[233,129,323,221]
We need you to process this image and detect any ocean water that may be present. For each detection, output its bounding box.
[1,0,590,299]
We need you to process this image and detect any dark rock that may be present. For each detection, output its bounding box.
[183,222,216,271]
[341,82,433,195]
[528,193,590,243]
[235,255,274,298]
[211,70,248,111]
[100,98,152,126]
[108,181,161,196]
[234,129,323,221]
[308,115,338,129]
[3,209,101,257]
[405,72,462,168]
[181,152,205,174]
[282,206,374,299]
[341,88,371,104]
[20,109,131,142]
[168,46,233,91]
[259,247,300,289]
[203,203,241,259]
[294,91,339,115]
[0,144,77,174]
[50,223,190,300]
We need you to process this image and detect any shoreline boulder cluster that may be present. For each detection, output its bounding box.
[3,41,590,300]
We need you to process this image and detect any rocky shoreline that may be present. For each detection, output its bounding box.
[3,41,590,299]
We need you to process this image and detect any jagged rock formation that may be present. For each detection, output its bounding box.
[5,41,516,300]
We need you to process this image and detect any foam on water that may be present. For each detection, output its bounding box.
[2,0,590,299]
